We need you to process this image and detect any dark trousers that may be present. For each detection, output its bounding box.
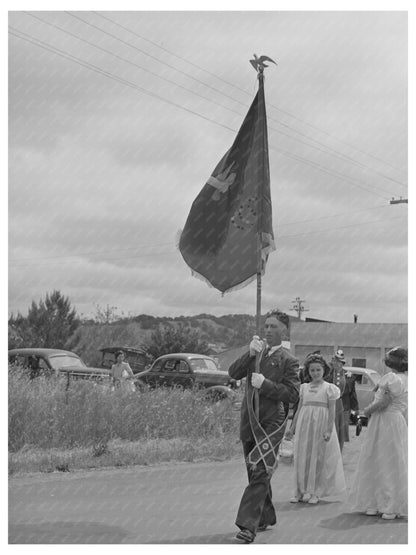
[334,406,345,452]
[235,440,277,534]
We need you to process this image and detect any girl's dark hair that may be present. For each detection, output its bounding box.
[303,353,330,380]
[115,350,124,359]
[384,347,408,373]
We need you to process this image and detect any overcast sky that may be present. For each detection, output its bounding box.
[8,8,409,323]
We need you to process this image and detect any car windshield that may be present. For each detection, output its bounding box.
[49,355,86,370]
[189,358,223,373]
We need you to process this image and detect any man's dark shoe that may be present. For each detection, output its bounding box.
[257,520,276,532]
[236,528,256,543]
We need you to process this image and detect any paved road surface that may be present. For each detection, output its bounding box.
[9,429,407,544]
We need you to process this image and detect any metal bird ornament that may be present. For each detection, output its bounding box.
[249,54,277,72]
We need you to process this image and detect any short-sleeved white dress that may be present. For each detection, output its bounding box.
[293,381,346,499]
[349,372,408,515]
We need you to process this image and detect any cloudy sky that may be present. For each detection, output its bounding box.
[8,8,408,323]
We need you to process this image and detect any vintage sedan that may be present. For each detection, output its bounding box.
[344,366,381,411]
[135,352,238,399]
[8,348,111,384]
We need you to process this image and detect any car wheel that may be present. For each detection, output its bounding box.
[204,386,234,403]
[134,379,149,392]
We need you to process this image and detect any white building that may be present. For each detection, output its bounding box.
[290,321,408,374]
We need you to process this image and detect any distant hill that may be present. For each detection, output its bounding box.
[68,313,257,366]
[68,312,299,366]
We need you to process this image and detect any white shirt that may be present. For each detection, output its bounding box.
[266,344,282,357]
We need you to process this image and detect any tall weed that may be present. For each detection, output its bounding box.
[9,368,239,452]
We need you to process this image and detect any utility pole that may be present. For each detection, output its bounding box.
[290,297,309,320]
[390,197,408,204]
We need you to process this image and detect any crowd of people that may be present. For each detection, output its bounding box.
[228,311,408,544]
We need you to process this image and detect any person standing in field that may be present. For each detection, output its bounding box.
[285,353,346,505]
[111,350,135,391]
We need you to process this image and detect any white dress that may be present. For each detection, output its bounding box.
[349,372,408,515]
[293,381,346,499]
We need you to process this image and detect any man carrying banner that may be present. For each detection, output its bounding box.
[229,310,300,543]
[178,57,291,543]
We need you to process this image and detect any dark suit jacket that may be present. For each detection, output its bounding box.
[326,366,359,413]
[341,375,359,412]
[229,347,300,442]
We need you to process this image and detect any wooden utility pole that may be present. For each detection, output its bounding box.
[390,197,408,204]
[290,297,309,320]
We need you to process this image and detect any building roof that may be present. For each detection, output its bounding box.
[291,321,407,347]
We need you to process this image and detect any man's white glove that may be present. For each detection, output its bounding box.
[251,373,265,389]
[249,335,264,357]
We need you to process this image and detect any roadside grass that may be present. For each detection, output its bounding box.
[8,368,243,475]
[8,436,243,475]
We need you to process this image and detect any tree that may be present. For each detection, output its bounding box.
[8,319,26,350]
[144,323,209,360]
[10,290,81,349]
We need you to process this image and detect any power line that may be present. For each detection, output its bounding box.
[8,205,391,264]
[267,104,407,178]
[8,242,175,263]
[9,27,236,133]
[65,11,249,110]
[94,11,407,183]
[23,11,244,120]
[9,249,179,268]
[9,215,404,268]
[277,215,403,239]
[28,8,400,194]
[9,26,398,202]
[93,10,246,94]
[268,144,390,200]
[277,203,388,226]
[59,10,397,191]
[8,199,393,265]
[269,121,407,191]
[79,11,408,192]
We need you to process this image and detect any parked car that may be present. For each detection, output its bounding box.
[8,348,111,385]
[99,346,151,374]
[344,366,381,412]
[135,353,239,400]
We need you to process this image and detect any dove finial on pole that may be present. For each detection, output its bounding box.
[249,54,277,74]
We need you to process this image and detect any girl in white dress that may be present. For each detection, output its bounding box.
[349,347,408,519]
[111,350,136,391]
[286,354,346,504]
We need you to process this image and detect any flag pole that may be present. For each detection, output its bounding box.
[254,238,262,418]
[254,66,266,418]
